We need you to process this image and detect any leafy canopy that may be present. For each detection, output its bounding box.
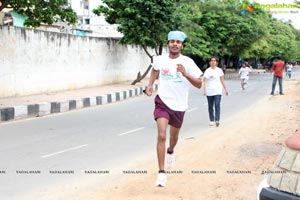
[179,0,300,62]
[93,0,181,52]
[0,0,77,27]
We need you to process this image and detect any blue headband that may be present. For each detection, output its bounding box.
[167,31,187,42]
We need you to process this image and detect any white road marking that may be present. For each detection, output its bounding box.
[41,144,88,158]
[186,107,199,113]
[118,127,145,136]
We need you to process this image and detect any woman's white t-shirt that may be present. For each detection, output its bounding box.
[153,54,202,111]
[203,67,224,96]
[287,64,292,72]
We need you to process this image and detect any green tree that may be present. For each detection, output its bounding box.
[93,0,181,84]
[180,0,300,68]
[239,8,272,59]
[178,2,210,60]
[179,0,269,68]
[0,0,77,27]
[95,0,300,73]
[266,19,297,60]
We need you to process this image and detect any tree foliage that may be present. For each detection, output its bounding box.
[94,0,181,54]
[0,0,77,27]
[93,0,181,84]
[179,0,300,66]
[93,0,300,79]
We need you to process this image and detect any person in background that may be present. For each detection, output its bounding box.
[270,56,285,95]
[203,56,229,127]
[239,62,252,90]
[245,61,253,70]
[286,62,293,79]
[144,30,203,187]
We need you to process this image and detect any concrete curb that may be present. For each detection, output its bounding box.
[0,72,243,123]
[0,84,158,123]
[224,73,238,79]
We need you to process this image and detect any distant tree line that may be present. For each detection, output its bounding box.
[94,0,300,75]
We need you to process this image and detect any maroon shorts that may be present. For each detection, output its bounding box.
[154,95,185,128]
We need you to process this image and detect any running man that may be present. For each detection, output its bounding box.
[239,62,251,90]
[144,30,203,187]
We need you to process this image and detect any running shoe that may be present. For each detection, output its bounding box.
[166,152,175,169]
[156,172,167,187]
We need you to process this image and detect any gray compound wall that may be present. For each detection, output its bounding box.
[0,26,153,98]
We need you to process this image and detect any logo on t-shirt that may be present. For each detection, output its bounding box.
[161,67,183,82]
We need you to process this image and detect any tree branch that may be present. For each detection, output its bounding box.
[142,45,153,59]
[131,62,153,85]
[0,0,9,12]
[130,45,155,85]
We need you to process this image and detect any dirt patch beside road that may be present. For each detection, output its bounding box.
[84,78,300,200]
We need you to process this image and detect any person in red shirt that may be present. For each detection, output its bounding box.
[270,56,285,95]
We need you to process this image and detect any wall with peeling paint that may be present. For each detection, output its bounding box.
[0,26,152,98]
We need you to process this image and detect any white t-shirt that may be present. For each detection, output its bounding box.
[203,67,224,96]
[239,67,251,79]
[153,54,202,111]
[287,64,292,72]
